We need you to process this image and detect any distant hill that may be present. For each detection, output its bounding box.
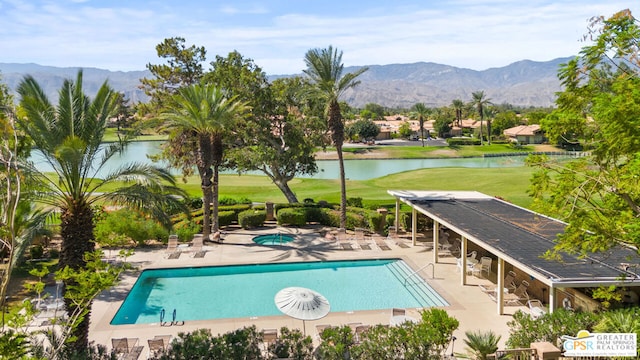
[1,57,571,108]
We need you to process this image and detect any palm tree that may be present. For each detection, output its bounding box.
[452,99,464,128]
[303,46,368,229]
[462,330,501,360]
[161,83,249,236]
[412,103,430,147]
[17,71,186,351]
[471,91,492,145]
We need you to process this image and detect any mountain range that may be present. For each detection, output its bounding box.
[0,57,571,109]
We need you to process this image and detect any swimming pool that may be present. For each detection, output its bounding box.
[253,233,295,245]
[111,259,448,325]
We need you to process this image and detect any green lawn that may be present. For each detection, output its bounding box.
[207,166,536,208]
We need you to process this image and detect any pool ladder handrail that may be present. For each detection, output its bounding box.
[403,262,434,285]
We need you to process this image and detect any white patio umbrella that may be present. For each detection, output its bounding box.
[274,287,330,335]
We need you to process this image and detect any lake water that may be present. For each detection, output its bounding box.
[29,141,565,180]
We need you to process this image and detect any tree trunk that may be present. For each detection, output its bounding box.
[479,118,484,145]
[273,178,299,203]
[328,100,347,229]
[59,198,95,353]
[487,120,492,145]
[199,166,213,239]
[212,164,220,233]
[336,144,347,229]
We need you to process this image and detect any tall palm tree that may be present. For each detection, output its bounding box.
[452,99,464,128]
[303,46,368,229]
[161,83,249,237]
[17,71,186,352]
[471,91,492,145]
[412,103,430,147]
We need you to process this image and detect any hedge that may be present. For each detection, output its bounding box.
[238,210,266,229]
[276,208,307,227]
[447,137,481,146]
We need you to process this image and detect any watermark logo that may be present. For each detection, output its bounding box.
[562,330,637,357]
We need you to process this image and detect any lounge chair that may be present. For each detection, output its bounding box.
[504,280,530,306]
[354,324,370,343]
[112,338,143,359]
[392,308,406,316]
[190,235,205,257]
[148,335,171,357]
[479,270,517,294]
[166,235,181,259]
[527,299,547,319]
[376,240,391,251]
[262,328,278,345]
[386,226,399,241]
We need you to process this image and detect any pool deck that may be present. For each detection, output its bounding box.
[88,225,527,356]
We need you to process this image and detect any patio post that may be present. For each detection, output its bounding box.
[497,258,505,315]
[461,236,468,285]
[394,198,400,230]
[411,207,417,246]
[433,222,440,263]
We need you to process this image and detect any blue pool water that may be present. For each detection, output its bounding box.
[253,234,295,245]
[111,259,448,325]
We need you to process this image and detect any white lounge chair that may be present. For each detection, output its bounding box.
[479,270,517,294]
[527,299,547,319]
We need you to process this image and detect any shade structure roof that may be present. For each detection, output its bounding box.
[387,190,640,288]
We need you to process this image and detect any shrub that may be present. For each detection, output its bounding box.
[173,221,200,242]
[347,197,363,208]
[506,309,599,348]
[238,210,266,229]
[268,327,314,360]
[95,209,169,246]
[276,208,307,227]
[218,210,236,227]
[219,196,252,205]
[447,137,481,146]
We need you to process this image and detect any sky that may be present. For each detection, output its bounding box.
[1,0,639,75]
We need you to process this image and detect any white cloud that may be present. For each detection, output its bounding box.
[1,0,638,74]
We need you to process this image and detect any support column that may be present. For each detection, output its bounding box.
[549,286,556,313]
[497,258,505,315]
[394,198,400,230]
[460,236,467,286]
[411,207,417,246]
[433,222,440,263]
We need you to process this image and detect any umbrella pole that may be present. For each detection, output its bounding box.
[302,320,306,336]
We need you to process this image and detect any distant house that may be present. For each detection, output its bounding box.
[503,124,545,144]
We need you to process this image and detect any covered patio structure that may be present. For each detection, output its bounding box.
[387,190,640,315]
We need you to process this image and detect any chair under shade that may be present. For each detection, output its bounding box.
[504,280,530,306]
[527,299,547,319]
[473,256,492,277]
[479,270,517,294]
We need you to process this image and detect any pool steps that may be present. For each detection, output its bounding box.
[386,261,449,307]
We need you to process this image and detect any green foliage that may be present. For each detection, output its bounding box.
[95,209,168,246]
[156,326,263,360]
[237,210,266,229]
[267,327,314,360]
[217,210,236,227]
[447,137,482,146]
[276,208,307,227]
[506,309,599,348]
[0,329,29,359]
[347,119,380,141]
[315,325,356,360]
[173,221,200,242]
[346,197,363,208]
[462,330,501,360]
[398,121,413,139]
[528,9,640,258]
[219,196,252,205]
